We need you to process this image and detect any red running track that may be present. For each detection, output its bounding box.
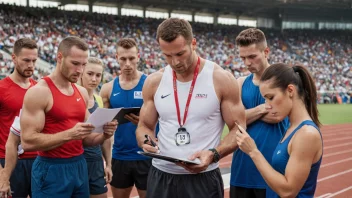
[107,123,352,198]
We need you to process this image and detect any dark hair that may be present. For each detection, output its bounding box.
[13,38,37,55]
[260,63,321,127]
[235,28,267,49]
[156,18,193,44]
[58,36,88,57]
[116,38,138,51]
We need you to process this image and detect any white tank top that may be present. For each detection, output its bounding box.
[153,60,225,174]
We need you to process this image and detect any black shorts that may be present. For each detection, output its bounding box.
[146,165,224,198]
[86,160,108,195]
[0,158,35,198]
[230,186,266,198]
[110,159,152,190]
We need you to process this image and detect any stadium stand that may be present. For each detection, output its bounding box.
[0,4,351,103]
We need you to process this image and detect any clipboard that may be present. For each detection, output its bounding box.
[114,107,141,125]
[137,151,201,165]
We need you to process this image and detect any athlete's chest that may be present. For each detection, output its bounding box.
[1,88,26,113]
[110,88,143,108]
[155,80,219,121]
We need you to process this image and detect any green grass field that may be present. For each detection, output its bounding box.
[221,104,352,139]
[318,104,352,125]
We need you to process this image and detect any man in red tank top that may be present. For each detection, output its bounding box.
[0,38,38,198]
[20,36,118,198]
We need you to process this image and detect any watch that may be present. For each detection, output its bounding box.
[209,148,220,163]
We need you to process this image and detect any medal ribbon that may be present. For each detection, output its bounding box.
[173,57,201,127]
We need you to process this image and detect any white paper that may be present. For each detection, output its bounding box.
[86,107,122,133]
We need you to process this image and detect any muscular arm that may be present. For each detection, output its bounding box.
[21,86,72,151]
[136,72,161,149]
[2,133,20,181]
[246,105,267,125]
[100,81,115,146]
[100,82,113,108]
[101,138,112,167]
[215,70,246,158]
[249,126,322,197]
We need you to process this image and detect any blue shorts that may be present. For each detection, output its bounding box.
[31,155,89,198]
[0,158,35,197]
[86,159,108,195]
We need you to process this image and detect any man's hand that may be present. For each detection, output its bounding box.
[257,103,270,115]
[124,113,139,125]
[0,170,11,198]
[103,120,118,139]
[68,123,95,140]
[177,150,213,174]
[104,165,113,184]
[141,135,159,153]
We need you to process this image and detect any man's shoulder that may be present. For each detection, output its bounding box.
[26,79,51,96]
[75,83,88,93]
[100,79,114,94]
[0,77,11,88]
[213,64,235,83]
[146,69,164,85]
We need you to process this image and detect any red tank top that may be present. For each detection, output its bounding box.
[39,77,86,158]
[0,77,37,159]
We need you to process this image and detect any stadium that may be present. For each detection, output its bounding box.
[0,0,351,197]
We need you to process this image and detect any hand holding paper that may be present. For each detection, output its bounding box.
[86,108,122,133]
[102,119,118,139]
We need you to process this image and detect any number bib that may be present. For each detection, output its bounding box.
[175,127,190,146]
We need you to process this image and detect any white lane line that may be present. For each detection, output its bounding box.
[321,157,352,168]
[324,142,352,150]
[318,168,352,182]
[324,149,352,158]
[324,137,352,143]
[325,186,352,198]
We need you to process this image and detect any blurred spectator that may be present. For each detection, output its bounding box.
[0,4,351,102]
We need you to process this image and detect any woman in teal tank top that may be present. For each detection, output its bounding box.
[80,57,111,198]
[236,63,323,198]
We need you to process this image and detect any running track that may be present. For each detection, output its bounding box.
[107,123,352,198]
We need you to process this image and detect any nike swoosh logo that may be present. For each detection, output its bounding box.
[113,93,120,96]
[161,94,171,99]
[77,98,81,101]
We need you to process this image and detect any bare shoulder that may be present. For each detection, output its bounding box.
[27,79,50,96]
[24,79,51,106]
[142,69,164,99]
[237,76,247,87]
[213,64,238,88]
[295,125,321,142]
[145,69,164,89]
[75,84,89,100]
[212,64,241,102]
[101,79,114,92]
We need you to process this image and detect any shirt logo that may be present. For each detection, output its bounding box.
[277,150,281,155]
[77,98,81,101]
[161,94,171,99]
[195,94,207,99]
[134,91,143,99]
[113,92,120,96]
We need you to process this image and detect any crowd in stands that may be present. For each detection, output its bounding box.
[0,4,351,103]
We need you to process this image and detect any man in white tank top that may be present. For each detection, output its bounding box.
[136,18,246,198]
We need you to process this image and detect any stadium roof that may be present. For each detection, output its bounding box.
[55,0,352,21]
